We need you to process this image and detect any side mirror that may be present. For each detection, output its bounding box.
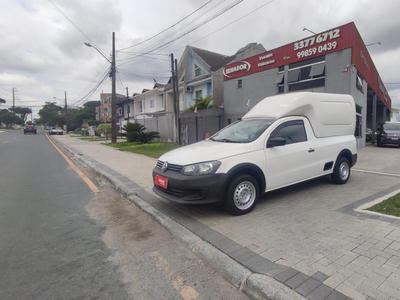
[267,137,286,148]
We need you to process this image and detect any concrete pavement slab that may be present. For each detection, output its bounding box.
[51,135,400,300]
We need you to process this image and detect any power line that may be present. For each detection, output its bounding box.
[116,0,243,66]
[118,0,213,51]
[47,0,106,56]
[174,0,275,51]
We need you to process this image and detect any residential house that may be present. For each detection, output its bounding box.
[133,84,165,120]
[177,43,266,111]
[95,92,126,123]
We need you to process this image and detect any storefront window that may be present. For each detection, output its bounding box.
[356,74,364,93]
[355,105,362,137]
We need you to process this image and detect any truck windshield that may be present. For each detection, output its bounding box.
[210,118,276,143]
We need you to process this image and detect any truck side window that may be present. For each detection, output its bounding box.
[270,121,307,145]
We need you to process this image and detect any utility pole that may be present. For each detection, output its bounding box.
[126,87,130,123]
[171,53,179,143]
[12,88,15,114]
[111,32,117,143]
[64,91,69,133]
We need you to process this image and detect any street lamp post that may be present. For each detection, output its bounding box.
[84,32,117,143]
[366,42,381,47]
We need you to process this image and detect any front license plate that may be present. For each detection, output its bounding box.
[155,174,168,189]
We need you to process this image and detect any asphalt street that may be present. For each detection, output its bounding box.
[0,129,131,300]
[0,128,249,300]
[47,132,400,300]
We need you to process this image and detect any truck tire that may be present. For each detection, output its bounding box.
[331,156,350,184]
[224,175,259,215]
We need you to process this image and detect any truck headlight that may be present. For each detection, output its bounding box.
[181,161,221,176]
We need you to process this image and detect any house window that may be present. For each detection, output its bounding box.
[140,101,145,113]
[237,79,242,88]
[195,90,203,99]
[356,74,364,93]
[118,107,122,116]
[195,64,205,77]
[150,99,155,109]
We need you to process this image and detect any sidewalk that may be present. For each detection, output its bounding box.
[52,135,400,300]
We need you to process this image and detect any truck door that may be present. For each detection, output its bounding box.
[264,119,316,190]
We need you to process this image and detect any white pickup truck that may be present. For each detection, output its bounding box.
[49,127,63,135]
[153,92,358,215]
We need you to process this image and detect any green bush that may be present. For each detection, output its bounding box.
[97,123,111,135]
[121,122,160,143]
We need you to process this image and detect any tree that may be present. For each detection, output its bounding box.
[0,112,21,128]
[0,98,6,104]
[12,107,32,125]
[83,101,101,112]
[38,102,64,126]
[186,95,214,112]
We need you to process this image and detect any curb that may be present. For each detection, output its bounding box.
[52,137,307,300]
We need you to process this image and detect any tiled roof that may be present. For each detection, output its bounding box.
[191,46,235,71]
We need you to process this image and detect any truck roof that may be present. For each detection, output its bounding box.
[243,92,356,138]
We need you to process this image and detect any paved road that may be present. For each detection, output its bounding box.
[49,133,400,300]
[0,129,249,300]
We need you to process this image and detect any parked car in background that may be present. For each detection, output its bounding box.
[24,124,37,134]
[49,127,63,135]
[376,122,400,147]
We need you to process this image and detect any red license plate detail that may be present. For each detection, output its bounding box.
[155,175,168,189]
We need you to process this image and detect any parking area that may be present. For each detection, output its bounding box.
[53,135,400,300]
[156,144,400,300]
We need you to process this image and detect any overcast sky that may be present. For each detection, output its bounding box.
[1,0,399,119]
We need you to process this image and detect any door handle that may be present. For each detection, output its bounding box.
[308,148,315,153]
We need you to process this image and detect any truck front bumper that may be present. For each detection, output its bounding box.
[152,167,227,205]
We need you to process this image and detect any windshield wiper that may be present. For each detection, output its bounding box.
[212,138,241,143]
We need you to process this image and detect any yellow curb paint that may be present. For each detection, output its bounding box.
[151,252,199,300]
[46,135,99,193]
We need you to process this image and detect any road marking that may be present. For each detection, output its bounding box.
[46,135,99,193]
[2,141,7,144]
[151,251,199,300]
[353,168,400,178]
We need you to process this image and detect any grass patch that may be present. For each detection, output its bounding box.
[367,194,400,217]
[106,142,181,159]
[78,137,106,141]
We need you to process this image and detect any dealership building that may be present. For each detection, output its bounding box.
[222,22,391,148]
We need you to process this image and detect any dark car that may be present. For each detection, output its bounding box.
[24,125,37,134]
[376,122,400,147]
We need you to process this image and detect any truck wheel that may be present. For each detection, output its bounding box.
[224,175,259,215]
[332,157,350,184]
